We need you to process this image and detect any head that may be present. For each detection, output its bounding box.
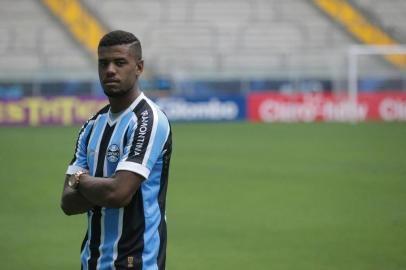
[98,30,144,98]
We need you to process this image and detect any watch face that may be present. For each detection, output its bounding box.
[68,178,74,187]
[69,170,86,189]
[68,177,77,188]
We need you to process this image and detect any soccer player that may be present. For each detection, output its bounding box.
[61,30,172,270]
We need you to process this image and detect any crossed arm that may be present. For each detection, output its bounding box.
[61,170,143,215]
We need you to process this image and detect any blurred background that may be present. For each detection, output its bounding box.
[0,0,405,269]
[0,0,406,123]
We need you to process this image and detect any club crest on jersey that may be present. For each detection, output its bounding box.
[107,144,120,163]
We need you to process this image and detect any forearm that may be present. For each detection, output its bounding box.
[77,171,142,208]
[78,175,121,208]
[61,189,94,215]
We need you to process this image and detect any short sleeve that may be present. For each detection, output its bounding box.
[66,119,94,175]
[116,105,170,179]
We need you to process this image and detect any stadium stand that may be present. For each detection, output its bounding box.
[0,0,92,80]
[352,0,406,42]
[0,0,404,87]
[78,0,406,77]
[81,0,358,78]
[313,0,406,70]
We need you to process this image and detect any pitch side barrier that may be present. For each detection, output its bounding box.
[154,96,246,122]
[0,95,246,126]
[248,92,406,122]
[1,92,406,126]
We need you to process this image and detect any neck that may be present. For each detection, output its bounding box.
[108,88,141,113]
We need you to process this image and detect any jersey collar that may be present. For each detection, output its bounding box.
[107,92,145,126]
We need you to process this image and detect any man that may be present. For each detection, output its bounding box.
[61,30,172,270]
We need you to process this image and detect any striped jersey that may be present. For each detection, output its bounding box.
[66,93,172,270]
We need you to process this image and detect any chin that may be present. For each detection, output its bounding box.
[104,88,130,98]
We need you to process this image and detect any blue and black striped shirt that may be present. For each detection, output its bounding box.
[67,93,172,270]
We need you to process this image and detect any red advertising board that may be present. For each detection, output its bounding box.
[248,92,406,122]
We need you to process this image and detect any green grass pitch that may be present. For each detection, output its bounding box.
[0,122,405,269]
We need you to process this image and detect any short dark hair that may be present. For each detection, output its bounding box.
[98,30,142,59]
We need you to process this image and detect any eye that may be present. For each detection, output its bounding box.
[115,59,127,67]
[98,60,108,67]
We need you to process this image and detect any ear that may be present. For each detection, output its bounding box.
[136,60,144,75]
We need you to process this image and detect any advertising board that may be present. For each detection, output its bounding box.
[0,96,246,126]
[154,96,246,121]
[248,92,406,122]
[0,97,107,126]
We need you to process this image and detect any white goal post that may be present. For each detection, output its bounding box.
[348,45,406,105]
[347,45,406,106]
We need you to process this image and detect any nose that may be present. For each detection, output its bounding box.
[106,63,116,77]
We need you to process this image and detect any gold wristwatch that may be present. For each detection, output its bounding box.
[68,170,88,189]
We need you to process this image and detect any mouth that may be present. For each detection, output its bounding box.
[104,79,120,85]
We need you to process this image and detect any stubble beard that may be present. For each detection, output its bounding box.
[103,86,132,98]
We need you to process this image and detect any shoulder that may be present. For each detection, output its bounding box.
[130,95,170,139]
[133,95,169,125]
[90,104,110,121]
[78,104,110,131]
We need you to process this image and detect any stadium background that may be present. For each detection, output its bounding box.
[0,0,405,269]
